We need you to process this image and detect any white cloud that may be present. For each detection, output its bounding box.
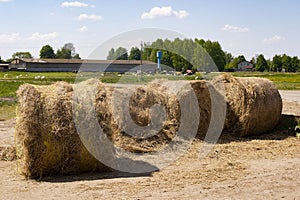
[77,14,102,21]
[28,32,58,41]
[0,33,20,43]
[262,35,285,44]
[173,10,189,19]
[61,1,89,8]
[0,0,12,2]
[79,26,88,32]
[222,24,249,33]
[141,6,189,19]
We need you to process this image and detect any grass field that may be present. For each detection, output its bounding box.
[0,71,299,120]
[231,72,300,90]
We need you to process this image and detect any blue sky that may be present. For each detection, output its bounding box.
[1,0,300,60]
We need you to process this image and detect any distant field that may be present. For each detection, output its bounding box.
[0,71,299,120]
[231,72,300,90]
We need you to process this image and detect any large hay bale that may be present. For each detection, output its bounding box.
[89,79,212,152]
[212,74,282,137]
[99,82,181,153]
[15,82,109,178]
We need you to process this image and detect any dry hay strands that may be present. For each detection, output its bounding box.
[188,80,212,139]
[0,145,16,161]
[212,73,282,137]
[91,80,182,153]
[15,82,109,179]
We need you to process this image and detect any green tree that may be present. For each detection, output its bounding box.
[149,48,158,62]
[271,55,282,72]
[141,47,152,61]
[225,55,246,69]
[291,56,299,72]
[195,38,205,47]
[192,43,211,72]
[12,52,33,59]
[282,54,292,72]
[40,45,55,58]
[56,43,80,59]
[255,54,268,72]
[161,50,174,69]
[129,47,141,60]
[115,47,128,60]
[107,48,115,60]
[73,54,81,59]
[225,52,233,65]
[208,41,226,71]
[63,43,76,57]
[56,48,72,59]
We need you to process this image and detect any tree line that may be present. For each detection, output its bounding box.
[107,38,300,72]
[225,54,300,72]
[1,38,299,72]
[1,43,80,63]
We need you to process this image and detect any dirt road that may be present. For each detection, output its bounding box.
[279,90,300,102]
[280,90,300,116]
[0,96,299,199]
[0,133,299,199]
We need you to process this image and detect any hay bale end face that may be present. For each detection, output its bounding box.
[213,74,282,137]
[15,82,109,178]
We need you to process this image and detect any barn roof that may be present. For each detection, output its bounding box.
[14,58,155,65]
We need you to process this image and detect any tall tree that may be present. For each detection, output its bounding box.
[291,56,299,72]
[55,43,80,59]
[56,48,72,59]
[56,43,80,59]
[208,41,226,71]
[129,47,141,60]
[107,48,115,60]
[282,54,292,72]
[271,55,282,72]
[63,43,76,57]
[255,54,268,72]
[40,45,55,58]
[12,52,33,59]
[149,48,158,62]
[225,51,234,65]
[115,47,128,60]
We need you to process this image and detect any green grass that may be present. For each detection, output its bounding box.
[231,72,300,90]
[0,102,16,120]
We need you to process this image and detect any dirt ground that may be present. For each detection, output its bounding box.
[0,101,299,199]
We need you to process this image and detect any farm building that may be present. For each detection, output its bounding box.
[0,63,9,71]
[8,58,157,73]
[237,61,254,71]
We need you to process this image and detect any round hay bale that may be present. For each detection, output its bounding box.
[188,81,212,139]
[93,81,182,153]
[15,82,109,178]
[212,73,282,137]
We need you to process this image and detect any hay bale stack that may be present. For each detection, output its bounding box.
[15,74,282,178]
[15,82,109,178]
[212,74,282,137]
